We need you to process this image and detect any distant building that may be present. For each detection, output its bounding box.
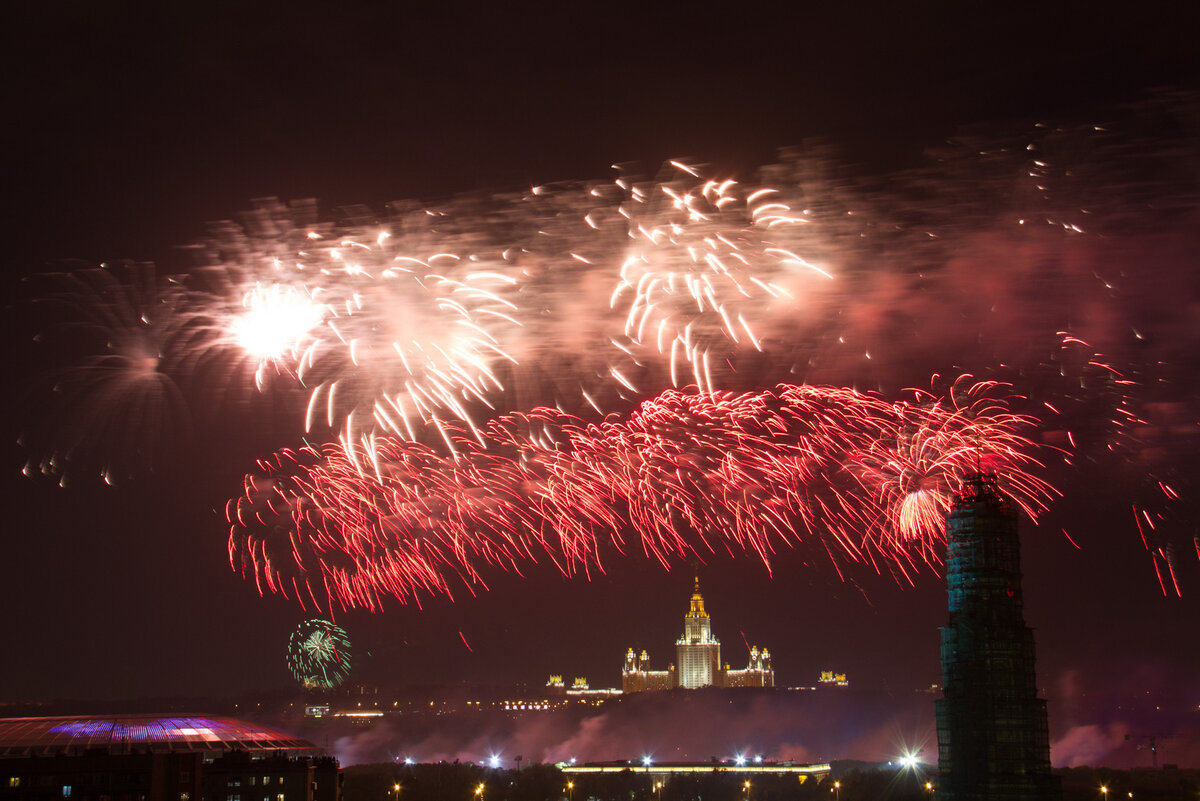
[621,649,676,693]
[935,474,1061,800]
[622,577,774,692]
[817,670,848,687]
[0,715,341,801]
[204,752,341,801]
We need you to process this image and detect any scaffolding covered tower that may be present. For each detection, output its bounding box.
[935,473,1061,800]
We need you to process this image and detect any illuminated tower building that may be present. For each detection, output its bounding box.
[935,474,1061,800]
[675,576,722,688]
[621,578,772,692]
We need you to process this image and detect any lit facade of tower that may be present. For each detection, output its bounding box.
[675,577,721,688]
[935,474,1061,800]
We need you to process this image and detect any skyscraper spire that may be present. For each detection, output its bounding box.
[687,571,708,619]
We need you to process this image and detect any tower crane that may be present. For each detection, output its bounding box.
[1124,734,1166,768]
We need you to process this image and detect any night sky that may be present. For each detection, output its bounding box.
[3,0,1199,769]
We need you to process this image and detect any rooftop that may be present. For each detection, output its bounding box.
[0,715,316,757]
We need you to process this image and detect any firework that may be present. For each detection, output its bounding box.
[18,262,223,485]
[598,164,832,392]
[195,199,523,457]
[228,378,1054,611]
[22,106,1199,589]
[231,282,324,389]
[196,168,837,452]
[287,618,352,689]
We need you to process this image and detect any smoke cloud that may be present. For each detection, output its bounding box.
[295,688,935,768]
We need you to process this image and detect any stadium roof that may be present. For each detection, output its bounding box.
[0,715,317,757]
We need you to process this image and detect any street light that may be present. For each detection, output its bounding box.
[743,780,751,801]
[832,780,841,801]
[1100,786,1108,801]
[566,781,574,801]
[475,783,485,801]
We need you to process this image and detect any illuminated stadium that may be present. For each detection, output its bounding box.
[0,715,318,757]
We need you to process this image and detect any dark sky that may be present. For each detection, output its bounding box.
[3,0,1199,769]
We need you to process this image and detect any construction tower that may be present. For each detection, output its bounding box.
[935,473,1061,800]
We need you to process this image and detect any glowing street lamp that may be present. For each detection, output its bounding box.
[743,780,751,801]
[832,780,841,801]
[1100,786,1109,801]
[566,781,574,801]
[655,780,663,801]
[475,783,485,801]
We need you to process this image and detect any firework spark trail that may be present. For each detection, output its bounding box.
[18,263,226,485]
[188,198,533,462]
[598,165,832,393]
[22,101,1199,586]
[30,140,1188,473]
[189,166,836,461]
[227,378,1054,612]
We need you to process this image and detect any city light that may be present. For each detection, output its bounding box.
[488,755,501,769]
[735,755,747,767]
[642,756,653,767]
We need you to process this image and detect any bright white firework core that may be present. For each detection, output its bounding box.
[233,284,323,359]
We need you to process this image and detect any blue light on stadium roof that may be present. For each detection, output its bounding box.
[0,715,317,757]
